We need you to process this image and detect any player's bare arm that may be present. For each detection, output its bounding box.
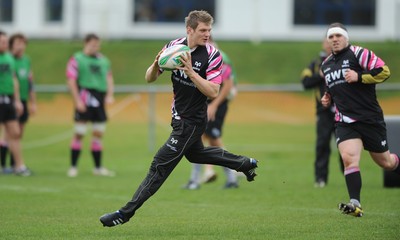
[12,76,23,117]
[319,69,324,78]
[344,69,359,83]
[321,92,331,108]
[179,53,219,99]
[28,71,37,115]
[209,76,233,108]
[208,77,233,121]
[29,90,37,115]
[106,74,115,104]
[67,78,86,113]
[145,50,163,83]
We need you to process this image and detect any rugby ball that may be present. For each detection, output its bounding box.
[158,44,190,71]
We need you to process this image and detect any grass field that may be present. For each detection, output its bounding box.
[1,92,399,240]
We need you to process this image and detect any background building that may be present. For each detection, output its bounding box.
[1,0,399,41]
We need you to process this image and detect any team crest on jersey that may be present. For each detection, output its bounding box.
[342,59,350,68]
[89,64,101,74]
[193,61,202,71]
[18,69,28,77]
[0,64,11,73]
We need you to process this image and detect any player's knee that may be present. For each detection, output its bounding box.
[379,159,396,170]
[6,126,21,140]
[370,152,396,170]
[92,122,106,136]
[13,129,22,139]
[340,152,350,161]
[74,123,88,136]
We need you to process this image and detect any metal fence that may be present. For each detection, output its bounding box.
[36,83,400,151]
[35,83,400,93]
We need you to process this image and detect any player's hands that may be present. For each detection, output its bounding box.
[319,69,325,78]
[146,50,164,83]
[178,52,195,78]
[105,94,115,104]
[321,92,331,108]
[14,100,23,117]
[29,103,37,116]
[75,99,86,113]
[207,103,218,121]
[154,50,163,69]
[344,69,358,83]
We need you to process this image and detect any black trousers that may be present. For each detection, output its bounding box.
[119,118,251,218]
[315,109,342,183]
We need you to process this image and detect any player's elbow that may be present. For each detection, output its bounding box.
[207,87,220,99]
[145,72,157,83]
[208,92,218,100]
[145,76,155,83]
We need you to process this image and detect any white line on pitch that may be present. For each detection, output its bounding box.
[23,94,140,150]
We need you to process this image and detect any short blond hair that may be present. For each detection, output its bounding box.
[185,10,214,30]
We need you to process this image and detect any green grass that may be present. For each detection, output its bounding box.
[28,40,400,85]
[1,112,399,239]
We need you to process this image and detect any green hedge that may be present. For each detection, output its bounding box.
[28,40,400,85]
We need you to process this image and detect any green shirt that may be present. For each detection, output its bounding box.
[14,54,31,100]
[74,52,111,92]
[0,52,15,95]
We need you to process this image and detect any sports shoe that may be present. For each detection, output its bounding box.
[2,167,14,174]
[15,167,32,176]
[67,167,78,177]
[93,167,115,177]
[100,210,128,227]
[182,181,200,190]
[338,202,363,217]
[314,180,326,188]
[243,158,258,182]
[223,182,239,189]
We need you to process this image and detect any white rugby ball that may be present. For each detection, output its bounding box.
[158,44,190,71]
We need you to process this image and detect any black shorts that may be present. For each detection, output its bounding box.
[18,100,29,123]
[74,89,107,122]
[335,121,388,153]
[204,100,228,139]
[0,95,17,123]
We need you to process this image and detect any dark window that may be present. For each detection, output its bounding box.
[45,0,63,22]
[294,0,376,26]
[133,0,216,23]
[0,0,13,22]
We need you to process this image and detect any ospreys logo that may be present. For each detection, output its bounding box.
[89,64,101,74]
[0,64,11,74]
[342,59,350,68]
[166,137,178,152]
[381,140,387,147]
[193,61,202,71]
